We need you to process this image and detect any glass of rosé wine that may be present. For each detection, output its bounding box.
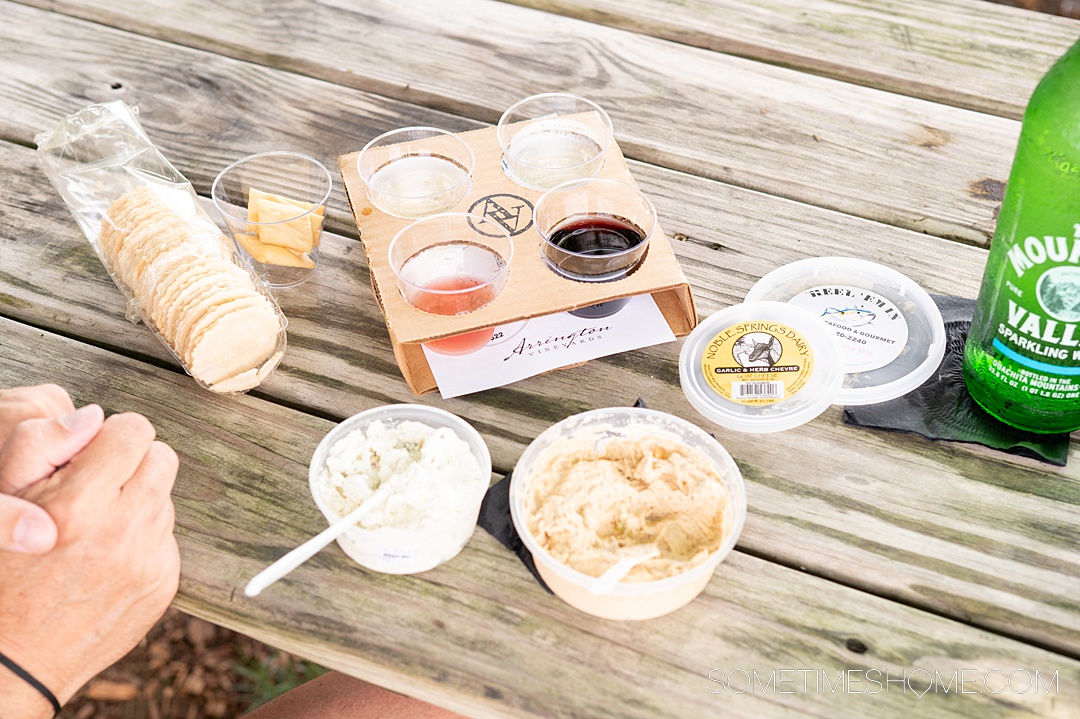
[388,212,513,356]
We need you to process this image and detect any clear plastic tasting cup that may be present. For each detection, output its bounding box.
[510,407,747,620]
[388,212,513,356]
[308,404,492,575]
[497,93,614,191]
[533,177,656,319]
[212,151,332,289]
[357,126,475,219]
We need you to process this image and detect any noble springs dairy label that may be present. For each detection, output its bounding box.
[700,320,815,405]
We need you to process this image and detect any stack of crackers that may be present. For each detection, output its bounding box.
[99,186,284,393]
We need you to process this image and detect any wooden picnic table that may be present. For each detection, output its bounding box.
[1,0,1079,716]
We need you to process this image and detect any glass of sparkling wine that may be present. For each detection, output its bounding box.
[534,178,656,319]
[497,93,614,191]
[388,213,514,356]
[358,127,474,219]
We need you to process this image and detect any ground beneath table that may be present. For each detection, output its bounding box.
[60,609,324,719]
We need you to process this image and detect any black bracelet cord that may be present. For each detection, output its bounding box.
[0,648,61,717]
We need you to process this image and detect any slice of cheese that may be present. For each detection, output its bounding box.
[309,211,323,247]
[248,188,325,243]
[253,198,316,252]
[249,188,325,217]
[235,232,316,268]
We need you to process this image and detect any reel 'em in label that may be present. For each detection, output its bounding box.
[788,285,908,372]
[700,320,815,405]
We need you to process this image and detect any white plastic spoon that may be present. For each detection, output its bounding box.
[244,485,393,597]
[586,546,660,595]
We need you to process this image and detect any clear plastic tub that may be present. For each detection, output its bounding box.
[744,257,946,405]
[510,407,747,620]
[308,404,492,575]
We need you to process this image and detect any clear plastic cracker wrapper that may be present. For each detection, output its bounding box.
[36,101,287,393]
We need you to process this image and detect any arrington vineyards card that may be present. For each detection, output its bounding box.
[423,294,677,398]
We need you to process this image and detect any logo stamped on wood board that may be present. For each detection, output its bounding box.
[468,193,534,237]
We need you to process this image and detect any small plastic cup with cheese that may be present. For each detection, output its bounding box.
[212,152,332,288]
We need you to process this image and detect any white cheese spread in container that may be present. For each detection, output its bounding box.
[309,406,491,574]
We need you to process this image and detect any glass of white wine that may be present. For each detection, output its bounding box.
[497,93,614,191]
[357,127,474,219]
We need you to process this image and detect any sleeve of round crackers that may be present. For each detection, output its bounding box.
[99,185,285,393]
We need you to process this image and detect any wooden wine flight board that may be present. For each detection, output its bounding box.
[339,124,697,394]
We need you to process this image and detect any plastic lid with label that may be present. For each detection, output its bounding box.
[679,301,844,433]
[744,258,946,406]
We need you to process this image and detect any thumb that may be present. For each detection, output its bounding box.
[0,494,57,553]
[0,404,105,493]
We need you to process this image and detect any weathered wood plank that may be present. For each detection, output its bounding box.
[3,0,1018,246]
[0,1,481,240]
[5,106,1080,667]
[0,317,1077,719]
[497,0,1080,120]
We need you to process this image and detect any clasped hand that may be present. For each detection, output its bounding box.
[0,384,180,719]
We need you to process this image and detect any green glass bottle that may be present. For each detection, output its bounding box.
[963,39,1080,434]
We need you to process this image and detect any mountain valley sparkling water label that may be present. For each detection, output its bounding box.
[700,320,815,404]
[981,228,1080,400]
[788,285,908,372]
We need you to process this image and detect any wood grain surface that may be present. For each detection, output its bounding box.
[500,0,1080,119]
[5,107,1080,659]
[0,317,1077,719]
[2,0,1079,716]
[4,0,1022,246]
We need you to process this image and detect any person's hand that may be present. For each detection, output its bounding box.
[0,384,74,445]
[0,412,180,719]
[0,385,104,553]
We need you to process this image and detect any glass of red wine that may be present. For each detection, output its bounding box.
[388,213,513,355]
[534,178,657,318]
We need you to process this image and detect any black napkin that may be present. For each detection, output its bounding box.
[842,294,1070,466]
[477,399,651,588]
[477,468,551,592]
